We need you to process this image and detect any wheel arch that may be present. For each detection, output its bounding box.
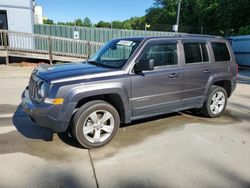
[74,93,127,124]
[213,80,231,98]
[204,73,233,99]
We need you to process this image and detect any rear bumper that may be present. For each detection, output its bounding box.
[231,77,237,96]
[21,87,74,132]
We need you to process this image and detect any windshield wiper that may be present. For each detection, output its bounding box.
[87,60,101,67]
[87,60,115,69]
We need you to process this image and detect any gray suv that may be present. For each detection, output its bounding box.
[22,35,238,148]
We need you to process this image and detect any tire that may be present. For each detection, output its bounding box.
[72,100,120,148]
[200,86,228,118]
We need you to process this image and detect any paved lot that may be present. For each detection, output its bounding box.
[0,65,250,188]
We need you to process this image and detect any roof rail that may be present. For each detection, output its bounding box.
[175,33,223,39]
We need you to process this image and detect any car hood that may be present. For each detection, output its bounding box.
[34,62,116,83]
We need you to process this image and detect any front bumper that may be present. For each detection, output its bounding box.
[21,87,71,132]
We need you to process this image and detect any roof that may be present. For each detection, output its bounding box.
[115,33,224,42]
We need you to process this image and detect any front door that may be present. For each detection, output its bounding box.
[131,40,183,118]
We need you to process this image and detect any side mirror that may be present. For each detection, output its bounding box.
[134,59,154,72]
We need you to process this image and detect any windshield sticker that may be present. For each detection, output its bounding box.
[117,40,134,46]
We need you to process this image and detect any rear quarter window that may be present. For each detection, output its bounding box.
[211,42,231,62]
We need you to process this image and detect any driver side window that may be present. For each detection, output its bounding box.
[138,43,178,67]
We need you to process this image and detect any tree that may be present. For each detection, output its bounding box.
[57,18,92,27]
[83,17,92,27]
[43,19,54,25]
[57,22,67,25]
[239,25,250,35]
[145,0,178,31]
[112,21,123,29]
[122,20,132,29]
[40,0,250,35]
[145,0,250,35]
[75,18,84,26]
[95,21,111,28]
[93,17,145,30]
[130,17,145,30]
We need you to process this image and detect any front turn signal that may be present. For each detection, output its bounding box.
[44,98,64,105]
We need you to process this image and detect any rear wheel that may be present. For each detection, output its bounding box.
[200,86,228,118]
[72,100,120,148]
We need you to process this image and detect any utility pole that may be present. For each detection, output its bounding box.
[173,0,182,32]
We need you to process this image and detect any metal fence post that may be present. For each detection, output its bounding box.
[3,32,9,65]
[87,41,91,58]
[48,36,53,65]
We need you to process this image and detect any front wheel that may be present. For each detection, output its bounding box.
[200,86,228,118]
[72,100,120,148]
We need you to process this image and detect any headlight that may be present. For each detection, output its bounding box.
[37,82,46,98]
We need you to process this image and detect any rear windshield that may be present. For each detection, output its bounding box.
[211,42,231,62]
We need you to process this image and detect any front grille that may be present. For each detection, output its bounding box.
[29,74,41,102]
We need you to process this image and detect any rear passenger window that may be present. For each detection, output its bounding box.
[139,43,178,67]
[184,43,209,64]
[211,42,231,62]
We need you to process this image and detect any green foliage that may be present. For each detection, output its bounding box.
[95,21,111,28]
[239,25,250,35]
[42,0,250,35]
[43,19,54,25]
[145,0,250,35]
[145,0,177,31]
[130,17,146,30]
[83,17,92,27]
[75,18,84,26]
[57,21,74,26]
[122,20,133,30]
[56,17,92,27]
[93,17,145,30]
[111,21,123,29]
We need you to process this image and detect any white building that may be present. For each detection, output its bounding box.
[34,5,43,24]
[0,0,34,33]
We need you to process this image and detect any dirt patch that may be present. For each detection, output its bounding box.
[10,61,45,67]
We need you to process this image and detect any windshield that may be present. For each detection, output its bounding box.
[88,39,141,69]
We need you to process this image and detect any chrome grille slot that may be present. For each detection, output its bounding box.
[29,75,40,102]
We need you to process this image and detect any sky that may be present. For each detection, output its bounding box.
[36,0,155,24]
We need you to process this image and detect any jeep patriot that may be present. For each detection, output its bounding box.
[22,35,238,148]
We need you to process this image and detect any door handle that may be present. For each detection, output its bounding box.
[169,73,179,78]
[203,69,211,74]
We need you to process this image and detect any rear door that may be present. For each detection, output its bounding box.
[131,40,183,118]
[181,40,212,108]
